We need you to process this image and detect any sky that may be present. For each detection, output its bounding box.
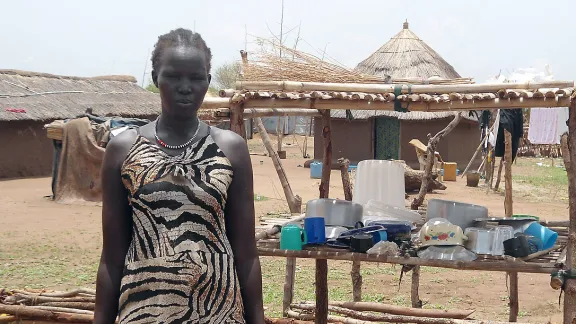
[2,0,575,86]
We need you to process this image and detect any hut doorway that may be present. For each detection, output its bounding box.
[374,117,400,160]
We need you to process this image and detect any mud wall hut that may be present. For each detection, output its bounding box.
[313,111,480,169]
[314,21,481,169]
[0,70,161,179]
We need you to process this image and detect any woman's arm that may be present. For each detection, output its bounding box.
[93,133,135,324]
[215,129,265,324]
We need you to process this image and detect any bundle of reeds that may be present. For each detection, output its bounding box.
[242,39,386,84]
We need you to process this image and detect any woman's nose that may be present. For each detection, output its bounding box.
[178,84,193,94]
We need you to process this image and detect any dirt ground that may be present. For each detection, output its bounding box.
[0,134,569,322]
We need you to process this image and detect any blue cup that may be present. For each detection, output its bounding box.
[304,217,326,244]
[524,222,558,250]
[372,230,388,244]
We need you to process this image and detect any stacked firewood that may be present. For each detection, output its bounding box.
[284,301,527,324]
[0,288,300,323]
[0,288,96,322]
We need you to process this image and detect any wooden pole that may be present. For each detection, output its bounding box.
[282,257,296,316]
[303,118,309,158]
[338,158,353,201]
[563,98,576,324]
[254,117,302,213]
[461,123,495,178]
[229,103,246,139]
[411,266,421,308]
[504,130,513,217]
[316,109,332,324]
[494,158,504,191]
[338,158,361,302]
[319,110,332,198]
[277,116,285,157]
[230,96,571,112]
[411,113,463,210]
[236,80,574,94]
[508,272,519,322]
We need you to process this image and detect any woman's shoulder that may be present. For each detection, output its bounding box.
[209,127,250,165]
[103,128,140,169]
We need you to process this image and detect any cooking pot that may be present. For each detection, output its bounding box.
[305,199,363,228]
[427,199,488,230]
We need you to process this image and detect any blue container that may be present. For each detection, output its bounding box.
[524,222,558,250]
[348,165,357,173]
[310,162,322,179]
[304,217,326,244]
[372,230,388,244]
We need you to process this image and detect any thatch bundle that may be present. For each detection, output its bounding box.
[241,39,386,84]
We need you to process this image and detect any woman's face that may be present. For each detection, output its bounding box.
[154,46,211,119]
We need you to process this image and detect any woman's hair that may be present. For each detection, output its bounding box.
[151,28,212,73]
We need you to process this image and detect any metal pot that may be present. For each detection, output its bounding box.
[305,198,363,228]
[426,199,488,230]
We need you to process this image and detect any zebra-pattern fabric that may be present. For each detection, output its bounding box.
[118,129,245,323]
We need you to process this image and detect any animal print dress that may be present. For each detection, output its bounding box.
[117,128,245,323]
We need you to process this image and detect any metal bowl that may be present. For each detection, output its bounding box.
[305,198,363,228]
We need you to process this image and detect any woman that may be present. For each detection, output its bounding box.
[94,28,265,324]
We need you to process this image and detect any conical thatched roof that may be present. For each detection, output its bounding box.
[354,21,461,79]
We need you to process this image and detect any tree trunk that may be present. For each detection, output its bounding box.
[412,113,463,210]
[254,117,301,213]
[562,98,576,324]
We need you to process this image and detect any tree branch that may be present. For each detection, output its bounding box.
[411,113,463,210]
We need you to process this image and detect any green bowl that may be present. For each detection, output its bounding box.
[513,214,539,221]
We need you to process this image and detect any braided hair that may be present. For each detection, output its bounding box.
[151,28,212,73]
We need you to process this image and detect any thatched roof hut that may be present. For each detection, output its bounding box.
[313,22,480,169]
[354,21,461,80]
[0,69,160,121]
[0,70,161,179]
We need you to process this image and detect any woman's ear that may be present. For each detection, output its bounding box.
[152,70,159,87]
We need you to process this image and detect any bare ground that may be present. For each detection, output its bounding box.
[0,135,569,322]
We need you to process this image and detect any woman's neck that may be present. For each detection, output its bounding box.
[157,113,200,138]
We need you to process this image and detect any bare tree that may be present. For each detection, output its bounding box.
[212,62,241,90]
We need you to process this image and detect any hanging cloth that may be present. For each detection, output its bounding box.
[528,108,559,144]
[495,109,523,161]
[556,107,569,141]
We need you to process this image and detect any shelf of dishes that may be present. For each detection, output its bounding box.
[279,197,559,262]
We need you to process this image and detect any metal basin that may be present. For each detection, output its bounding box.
[426,199,488,230]
[305,198,363,228]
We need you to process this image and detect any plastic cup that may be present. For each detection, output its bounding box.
[523,222,558,250]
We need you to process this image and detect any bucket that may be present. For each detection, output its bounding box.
[310,162,322,179]
[523,222,558,250]
[466,171,480,187]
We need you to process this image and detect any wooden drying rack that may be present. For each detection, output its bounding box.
[214,80,576,324]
